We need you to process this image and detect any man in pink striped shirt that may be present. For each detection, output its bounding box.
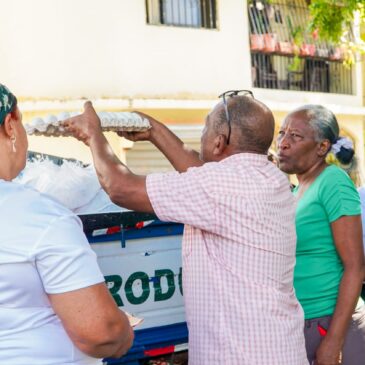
[64,91,308,365]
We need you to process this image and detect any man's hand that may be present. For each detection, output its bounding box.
[117,111,159,142]
[314,337,342,365]
[62,101,102,146]
[118,111,202,173]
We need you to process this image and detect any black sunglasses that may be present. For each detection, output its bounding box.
[218,90,254,145]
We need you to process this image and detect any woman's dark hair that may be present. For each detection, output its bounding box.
[0,93,18,126]
[9,95,18,119]
[294,104,355,165]
[336,144,355,165]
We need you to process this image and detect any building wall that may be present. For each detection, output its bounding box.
[2,0,362,105]
[0,0,250,99]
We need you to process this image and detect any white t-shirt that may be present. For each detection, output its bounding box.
[0,180,105,365]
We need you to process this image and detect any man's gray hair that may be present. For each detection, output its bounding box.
[294,104,339,143]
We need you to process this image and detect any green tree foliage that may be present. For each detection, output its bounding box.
[308,0,365,63]
[309,0,364,42]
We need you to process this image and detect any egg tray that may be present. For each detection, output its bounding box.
[25,111,151,137]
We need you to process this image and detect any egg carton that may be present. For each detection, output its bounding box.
[25,111,151,137]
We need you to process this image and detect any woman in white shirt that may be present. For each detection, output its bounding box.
[0,83,134,364]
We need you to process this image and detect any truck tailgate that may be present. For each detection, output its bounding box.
[80,213,188,364]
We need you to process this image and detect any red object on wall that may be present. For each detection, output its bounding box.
[329,47,343,61]
[300,43,316,57]
[250,34,265,51]
[263,33,277,53]
[276,41,293,55]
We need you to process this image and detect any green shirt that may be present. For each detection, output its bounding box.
[293,165,361,319]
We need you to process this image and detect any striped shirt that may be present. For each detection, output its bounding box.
[146,153,308,365]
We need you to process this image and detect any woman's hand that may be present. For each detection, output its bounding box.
[314,337,342,365]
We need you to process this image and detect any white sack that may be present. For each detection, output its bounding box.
[75,188,128,214]
[16,160,102,211]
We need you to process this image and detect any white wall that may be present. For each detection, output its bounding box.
[1,0,362,106]
[0,0,251,99]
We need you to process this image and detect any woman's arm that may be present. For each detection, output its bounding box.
[315,215,365,365]
[49,283,134,359]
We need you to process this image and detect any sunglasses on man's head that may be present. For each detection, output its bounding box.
[218,90,254,145]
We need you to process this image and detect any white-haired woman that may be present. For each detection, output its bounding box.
[0,83,134,364]
[277,105,365,365]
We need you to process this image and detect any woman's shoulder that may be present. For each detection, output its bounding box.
[319,165,354,186]
[323,164,349,177]
[317,165,359,203]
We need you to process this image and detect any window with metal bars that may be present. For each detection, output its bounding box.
[247,0,355,95]
[146,0,217,29]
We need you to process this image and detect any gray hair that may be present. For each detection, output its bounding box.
[294,104,339,143]
[292,104,355,165]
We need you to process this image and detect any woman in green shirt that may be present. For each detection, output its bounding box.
[277,105,365,365]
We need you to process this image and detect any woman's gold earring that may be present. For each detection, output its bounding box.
[11,135,16,153]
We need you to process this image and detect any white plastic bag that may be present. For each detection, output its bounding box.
[74,188,127,214]
[16,159,102,211]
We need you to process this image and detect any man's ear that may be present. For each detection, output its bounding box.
[2,113,15,138]
[213,134,228,156]
[318,139,331,157]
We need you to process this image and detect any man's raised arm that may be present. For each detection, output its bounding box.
[119,112,203,173]
[63,102,153,212]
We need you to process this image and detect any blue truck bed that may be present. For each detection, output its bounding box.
[81,212,188,365]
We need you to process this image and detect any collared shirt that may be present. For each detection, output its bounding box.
[146,153,308,365]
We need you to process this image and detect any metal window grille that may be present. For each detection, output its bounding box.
[146,0,217,29]
[248,0,354,94]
